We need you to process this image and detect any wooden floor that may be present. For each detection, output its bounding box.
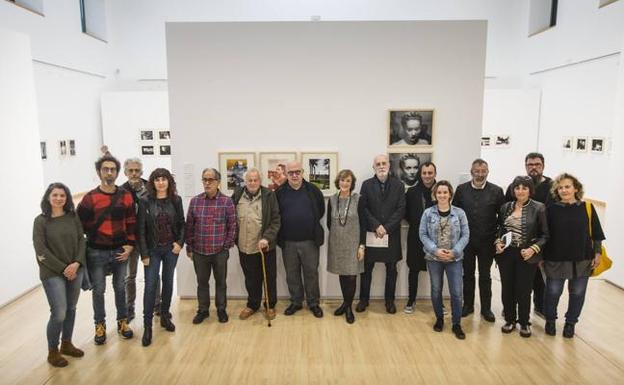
[1,278,623,385]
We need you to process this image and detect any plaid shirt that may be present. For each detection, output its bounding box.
[77,186,136,249]
[185,191,237,255]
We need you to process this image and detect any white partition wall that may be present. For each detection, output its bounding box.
[166,21,487,298]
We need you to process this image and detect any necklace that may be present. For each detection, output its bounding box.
[337,194,352,226]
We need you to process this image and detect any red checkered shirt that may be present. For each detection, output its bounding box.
[185,191,237,255]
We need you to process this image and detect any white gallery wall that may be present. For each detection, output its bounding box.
[166,20,487,298]
[0,29,45,306]
[101,91,172,176]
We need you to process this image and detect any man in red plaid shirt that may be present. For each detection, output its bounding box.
[77,154,136,345]
[186,167,237,324]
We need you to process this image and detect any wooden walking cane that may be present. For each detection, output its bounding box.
[259,248,272,327]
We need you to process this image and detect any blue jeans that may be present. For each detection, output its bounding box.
[42,269,84,349]
[544,276,589,324]
[427,259,463,325]
[143,245,179,326]
[87,247,128,323]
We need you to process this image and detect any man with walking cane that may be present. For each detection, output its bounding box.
[232,168,281,321]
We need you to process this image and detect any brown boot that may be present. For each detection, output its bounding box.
[60,340,84,357]
[47,348,68,367]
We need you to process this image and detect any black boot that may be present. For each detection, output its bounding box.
[345,306,355,324]
[142,326,152,347]
[334,303,347,316]
[160,313,176,332]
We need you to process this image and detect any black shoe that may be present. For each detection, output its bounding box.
[433,318,444,332]
[154,304,161,317]
[545,321,556,336]
[385,302,396,314]
[160,315,176,332]
[217,309,229,323]
[520,324,532,338]
[142,326,152,347]
[334,303,347,316]
[452,324,466,340]
[355,301,368,313]
[461,305,474,318]
[284,304,303,316]
[501,322,516,334]
[481,309,496,323]
[345,307,355,324]
[192,310,209,324]
[127,306,135,322]
[310,306,324,318]
[563,323,575,338]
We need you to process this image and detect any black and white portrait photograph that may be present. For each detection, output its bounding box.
[59,140,67,156]
[141,145,154,155]
[388,110,434,147]
[40,141,47,160]
[160,145,171,156]
[575,137,588,152]
[69,139,76,156]
[140,130,154,141]
[562,136,573,151]
[159,130,171,140]
[389,152,433,189]
[591,137,605,153]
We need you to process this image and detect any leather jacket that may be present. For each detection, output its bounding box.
[496,199,549,263]
[137,194,185,258]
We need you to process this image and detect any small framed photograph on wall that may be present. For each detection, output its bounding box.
[40,141,47,160]
[494,135,511,148]
[141,145,155,155]
[218,152,256,194]
[301,152,339,196]
[389,152,433,189]
[259,152,298,191]
[59,140,67,156]
[140,130,154,141]
[388,109,434,148]
[69,139,76,156]
[481,136,491,147]
[160,145,171,156]
[575,137,588,152]
[159,130,171,140]
[562,136,573,151]
[591,137,605,153]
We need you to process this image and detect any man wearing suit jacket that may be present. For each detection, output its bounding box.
[356,154,406,314]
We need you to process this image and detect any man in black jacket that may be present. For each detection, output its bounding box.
[505,152,553,317]
[356,154,406,314]
[453,159,504,322]
[276,161,325,318]
[232,168,281,321]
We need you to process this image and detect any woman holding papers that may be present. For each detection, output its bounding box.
[327,169,365,324]
[495,176,549,338]
[419,180,470,340]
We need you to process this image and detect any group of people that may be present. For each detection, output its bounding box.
[33,151,605,367]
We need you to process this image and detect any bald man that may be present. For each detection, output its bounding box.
[276,161,325,318]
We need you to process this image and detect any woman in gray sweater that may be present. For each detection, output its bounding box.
[33,183,86,367]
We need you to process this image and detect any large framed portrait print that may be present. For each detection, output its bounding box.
[388,109,434,148]
[259,152,298,191]
[389,152,433,189]
[301,152,338,196]
[218,152,256,195]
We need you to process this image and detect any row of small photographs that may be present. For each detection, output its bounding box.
[40,140,76,160]
[142,145,171,156]
[481,135,510,148]
[563,136,605,153]
[140,129,171,141]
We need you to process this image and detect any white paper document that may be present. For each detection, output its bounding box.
[500,231,513,250]
[366,232,389,248]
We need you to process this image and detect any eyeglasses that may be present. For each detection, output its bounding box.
[126,168,141,173]
[202,178,218,183]
[287,170,302,176]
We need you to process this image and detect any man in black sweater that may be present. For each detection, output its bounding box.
[505,152,553,317]
[276,161,325,318]
[453,159,504,322]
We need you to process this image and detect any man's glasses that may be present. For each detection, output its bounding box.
[287,170,302,176]
[126,168,141,173]
[202,178,218,184]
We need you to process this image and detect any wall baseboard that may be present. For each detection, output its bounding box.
[0,283,41,309]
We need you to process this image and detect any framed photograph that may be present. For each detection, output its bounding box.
[59,140,67,156]
[140,130,154,141]
[301,152,339,196]
[218,152,256,194]
[562,136,573,151]
[69,139,76,156]
[388,109,434,148]
[494,135,511,148]
[160,145,171,156]
[575,137,588,152]
[159,130,171,140]
[591,137,605,153]
[389,152,433,189]
[40,141,47,160]
[141,145,155,156]
[481,136,491,147]
[259,152,298,191]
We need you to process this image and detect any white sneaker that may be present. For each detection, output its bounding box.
[442,306,448,316]
[403,305,414,314]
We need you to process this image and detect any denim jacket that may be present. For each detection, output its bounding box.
[418,205,470,262]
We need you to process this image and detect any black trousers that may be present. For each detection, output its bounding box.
[407,269,420,304]
[193,250,228,311]
[339,275,357,306]
[497,247,538,326]
[239,249,277,310]
[462,241,495,311]
[359,260,397,303]
[533,267,545,312]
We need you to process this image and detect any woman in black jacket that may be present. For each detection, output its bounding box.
[495,176,549,338]
[137,168,185,346]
